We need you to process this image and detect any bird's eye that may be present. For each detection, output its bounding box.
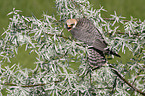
[67,27,71,29]
[66,24,73,29]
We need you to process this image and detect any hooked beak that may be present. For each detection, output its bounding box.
[67,25,72,31]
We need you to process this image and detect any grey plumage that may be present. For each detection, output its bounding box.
[66,18,120,68]
[70,18,107,52]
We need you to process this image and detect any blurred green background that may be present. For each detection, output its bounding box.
[0,0,145,69]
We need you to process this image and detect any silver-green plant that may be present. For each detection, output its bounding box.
[0,0,144,95]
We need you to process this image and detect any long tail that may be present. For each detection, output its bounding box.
[106,49,121,57]
[88,47,106,68]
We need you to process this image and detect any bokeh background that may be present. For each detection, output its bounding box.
[0,0,145,69]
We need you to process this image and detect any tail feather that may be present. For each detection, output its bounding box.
[87,47,120,68]
[88,48,106,68]
[106,49,121,57]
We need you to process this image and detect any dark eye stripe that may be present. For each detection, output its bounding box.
[67,27,72,29]
[66,24,73,29]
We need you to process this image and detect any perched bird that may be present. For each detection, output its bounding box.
[66,18,120,68]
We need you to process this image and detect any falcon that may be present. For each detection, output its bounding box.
[66,18,120,68]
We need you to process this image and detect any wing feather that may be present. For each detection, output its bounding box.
[71,18,107,51]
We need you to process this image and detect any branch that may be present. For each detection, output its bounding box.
[110,76,117,95]
[96,87,112,90]
[69,1,141,37]
[45,33,69,40]
[71,0,142,24]
[108,31,140,36]
[103,18,142,24]
[91,64,145,95]
[132,69,143,86]
[45,32,86,47]
[110,66,145,96]
[3,80,62,87]
[3,83,113,90]
[3,83,46,87]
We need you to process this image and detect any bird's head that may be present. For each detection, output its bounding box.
[66,19,77,31]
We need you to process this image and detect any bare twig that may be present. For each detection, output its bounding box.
[110,67,145,96]
[46,33,69,40]
[96,87,112,89]
[3,83,112,90]
[90,64,145,95]
[110,76,117,95]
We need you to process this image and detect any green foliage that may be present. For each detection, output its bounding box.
[0,0,144,95]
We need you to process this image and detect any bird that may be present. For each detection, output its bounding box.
[66,18,120,68]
